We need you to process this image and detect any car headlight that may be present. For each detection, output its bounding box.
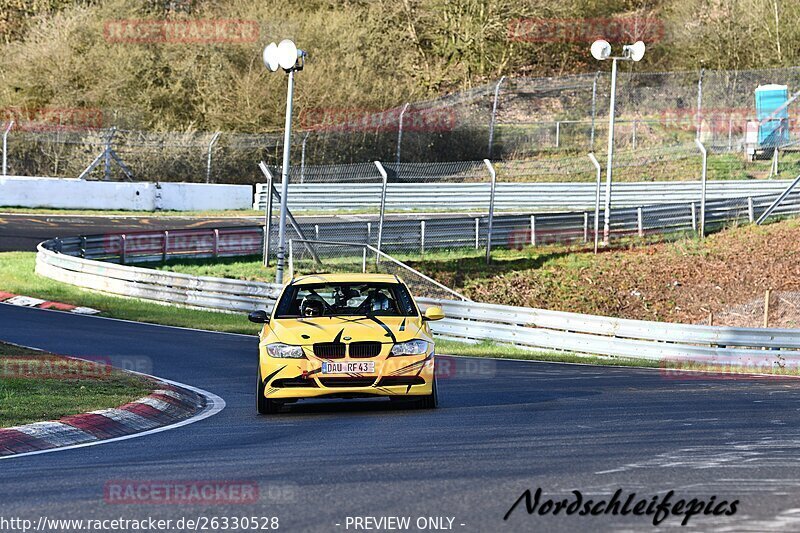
[266,343,305,358]
[390,339,430,356]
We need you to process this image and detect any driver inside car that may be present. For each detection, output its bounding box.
[300,294,326,317]
[368,290,393,312]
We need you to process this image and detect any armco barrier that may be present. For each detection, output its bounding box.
[35,241,800,366]
[53,191,800,261]
[253,180,796,212]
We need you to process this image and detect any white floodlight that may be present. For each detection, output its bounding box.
[625,41,646,62]
[277,39,299,70]
[590,40,611,61]
[262,39,306,283]
[263,42,279,72]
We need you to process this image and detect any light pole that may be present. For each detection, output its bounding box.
[590,39,645,244]
[263,39,306,284]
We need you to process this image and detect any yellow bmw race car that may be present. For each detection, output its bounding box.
[248,273,445,414]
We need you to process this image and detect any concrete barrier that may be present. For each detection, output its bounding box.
[0,176,251,211]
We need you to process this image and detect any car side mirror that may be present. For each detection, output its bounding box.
[248,310,270,323]
[423,306,445,321]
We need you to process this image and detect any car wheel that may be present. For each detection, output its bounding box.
[417,376,438,409]
[257,367,280,415]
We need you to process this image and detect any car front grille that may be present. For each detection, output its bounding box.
[313,342,346,359]
[377,376,425,387]
[319,377,377,388]
[273,377,318,388]
[349,341,382,358]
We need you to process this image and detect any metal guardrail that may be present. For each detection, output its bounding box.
[253,180,796,212]
[48,192,800,260]
[35,242,800,365]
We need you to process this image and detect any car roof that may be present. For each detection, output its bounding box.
[291,273,402,286]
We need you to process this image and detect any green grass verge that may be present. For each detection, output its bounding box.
[0,252,256,334]
[0,342,153,427]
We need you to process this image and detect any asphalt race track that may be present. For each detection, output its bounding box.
[0,214,260,252]
[3,304,800,531]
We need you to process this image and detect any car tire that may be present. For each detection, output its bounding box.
[257,367,280,415]
[417,376,438,409]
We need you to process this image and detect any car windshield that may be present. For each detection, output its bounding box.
[274,282,418,318]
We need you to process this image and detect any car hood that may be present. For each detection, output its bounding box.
[267,315,426,346]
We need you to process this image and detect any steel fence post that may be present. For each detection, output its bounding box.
[104,128,116,181]
[727,117,733,151]
[120,234,127,265]
[315,224,319,240]
[590,71,599,151]
[374,161,389,259]
[474,218,480,249]
[396,103,409,166]
[483,159,497,264]
[367,222,372,244]
[288,239,293,279]
[555,121,560,148]
[2,120,13,176]
[206,131,220,183]
[696,68,705,140]
[748,197,754,223]
[362,247,367,273]
[162,230,169,263]
[584,212,589,242]
[259,163,275,266]
[420,220,425,255]
[588,153,601,254]
[530,215,536,246]
[300,131,309,183]
[637,207,643,237]
[695,138,707,238]
[691,202,697,232]
[488,76,505,159]
[213,229,220,257]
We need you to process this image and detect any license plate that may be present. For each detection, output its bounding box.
[322,361,375,374]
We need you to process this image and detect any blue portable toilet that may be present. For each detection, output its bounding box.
[755,84,789,148]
